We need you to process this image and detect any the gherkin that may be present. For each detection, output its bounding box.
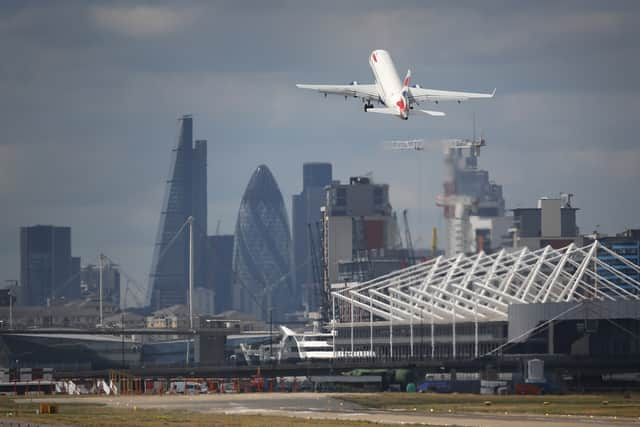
[232,165,293,321]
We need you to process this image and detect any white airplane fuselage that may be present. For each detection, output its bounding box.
[296,49,494,120]
[369,49,409,119]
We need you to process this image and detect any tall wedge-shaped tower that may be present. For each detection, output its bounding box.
[149,115,207,310]
[232,165,293,321]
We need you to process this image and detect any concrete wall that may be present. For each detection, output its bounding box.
[539,198,561,237]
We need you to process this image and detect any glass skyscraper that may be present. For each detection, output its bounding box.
[292,163,332,311]
[19,225,80,306]
[149,115,208,310]
[206,234,234,313]
[232,165,293,321]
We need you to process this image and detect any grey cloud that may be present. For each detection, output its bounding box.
[1,0,639,285]
[90,4,199,38]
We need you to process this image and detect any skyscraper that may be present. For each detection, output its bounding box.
[292,163,332,311]
[439,139,508,256]
[19,225,80,306]
[232,165,293,321]
[149,115,208,310]
[206,234,234,313]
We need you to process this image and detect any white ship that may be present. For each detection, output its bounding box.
[278,326,374,362]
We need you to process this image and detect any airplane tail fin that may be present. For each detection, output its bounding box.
[403,69,411,89]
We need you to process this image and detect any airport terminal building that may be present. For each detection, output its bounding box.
[331,241,640,360]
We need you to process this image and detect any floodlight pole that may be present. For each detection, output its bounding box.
[99,254,104,327]
[188,216,194,330]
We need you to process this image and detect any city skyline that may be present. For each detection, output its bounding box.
[1,1,639,291]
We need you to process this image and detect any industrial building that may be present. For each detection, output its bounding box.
[330,241,640,360]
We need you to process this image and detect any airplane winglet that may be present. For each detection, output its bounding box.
[490,88,496,97]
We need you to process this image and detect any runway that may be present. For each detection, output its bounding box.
[30,394,640,427]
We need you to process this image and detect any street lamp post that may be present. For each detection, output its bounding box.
[4,280,18,329]
[122,284,130,369]
[98,254,104,327]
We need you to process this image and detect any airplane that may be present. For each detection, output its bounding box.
[296,49,495,120]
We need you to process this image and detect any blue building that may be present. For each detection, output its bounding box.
[587,229,640,294]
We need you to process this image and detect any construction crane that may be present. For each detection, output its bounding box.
[383,139,428,151]
[307,223,322,290]
[402,209,416,266]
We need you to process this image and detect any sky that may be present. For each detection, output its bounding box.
[1,1,639,301]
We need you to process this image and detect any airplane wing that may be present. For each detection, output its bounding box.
[408,87,496,103]
[296,84,380,101]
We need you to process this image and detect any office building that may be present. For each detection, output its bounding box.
[149,115,208,310]
[19,225,80,306]
[232,165,293,321]
[206,234,234,313]
[292,163,332,311]
[512,193,581,250]
[322,176,399,289]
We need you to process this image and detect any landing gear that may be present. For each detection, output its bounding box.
[364,102,374,112]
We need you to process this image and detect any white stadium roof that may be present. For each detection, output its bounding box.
[332,241,640,324]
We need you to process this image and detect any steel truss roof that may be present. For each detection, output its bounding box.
[332,241,640,323]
